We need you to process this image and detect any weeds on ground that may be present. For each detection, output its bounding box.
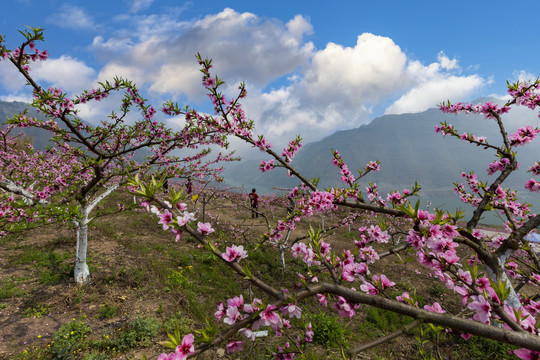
[15,317,159,360]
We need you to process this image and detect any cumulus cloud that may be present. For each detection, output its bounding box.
[512,70,536,83]
[0,94,33,103]
[86,10,488,147]
[385,75,484,114]
[91,8,314,102]
[0,61,27,93]
[48,4,98,30]
[0,55,96,100]
[1,7,488,150]
[31,56,97,94]
[127,0,154,13]
[438,51,459,71]
[383,53,484,115]
[239,35,485,146]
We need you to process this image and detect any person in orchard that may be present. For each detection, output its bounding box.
[249,188,259,218]
[186,177,192,195]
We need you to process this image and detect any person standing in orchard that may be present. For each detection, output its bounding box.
[249,188,259,218]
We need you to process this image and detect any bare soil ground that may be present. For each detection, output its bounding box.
[0,191,532,359]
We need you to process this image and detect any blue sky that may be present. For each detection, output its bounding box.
[1,0,539,149]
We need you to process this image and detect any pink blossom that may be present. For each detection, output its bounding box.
[260,159,276,173]
[529,162,540,175]
[221,245,248,262]
[471,229,483,239]
[360,281,378,295]
[282,303,302,319]
[424,302,445,313]
[226,340,243,354]
[305,323,314,342]
[509,126,540,146]
[367,225,390,243]
[457,269,472,285]
[158,352,183,360]
[224,295,242,309]
[171,228,182,242]
[317,294,327,306]
[158,210,173,230]
[197,222,214,235]
[512,349,540,360]
[525,178,540,192]
[177,211,195,226]
[366,160,380,172]
[503,306,536,332]
[214,302,225,321]
[174,334,195,359]
[240,327,255,341]
[223,305,242,325]
[378,274,396,289]
[396,292,418,306]
[468,295,491,324]
[259,304,283,327]
[176,202,188,211]
[332,296,355,317]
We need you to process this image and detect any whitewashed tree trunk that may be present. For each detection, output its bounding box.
[74,212,90,285]
[485,249,522,309]
[73,184,119,285]
[279,229,292,269]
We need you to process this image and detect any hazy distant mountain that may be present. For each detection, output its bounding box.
[3,98,538,221]
[0,100,55,149]
[222,99,540,219]
[0,100,149,161]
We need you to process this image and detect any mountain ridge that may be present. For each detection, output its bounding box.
[222,99,540,221]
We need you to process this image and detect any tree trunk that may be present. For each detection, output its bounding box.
[74,208,90,285]
[485,249,521,309]
[72,185,119,285]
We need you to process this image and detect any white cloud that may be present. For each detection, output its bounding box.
[90,8,315,102]
[48,4,97,30]
[286,14,314,41]
[0,56,121,125]
[304,34,408,104]
[31,56,97,94]
[128,0,154,13]
[0,61,28,93]
[0,94,33,103]
[1,7,489,151]
[385,75,484,114]
[438,51,460,71]
[0,55,96,100]
[513,70,536,83]
[383,53,484,115]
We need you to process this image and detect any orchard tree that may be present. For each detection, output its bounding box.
[0,27,236,284]
[133,57,540,359]
[0,128,61,236]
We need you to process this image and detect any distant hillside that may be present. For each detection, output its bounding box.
[0,100,150,161]
[0,100,55,149]
[222,99,540,220]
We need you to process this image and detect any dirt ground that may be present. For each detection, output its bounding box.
[0,192,536,359]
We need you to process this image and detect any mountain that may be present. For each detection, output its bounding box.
[0,100,150,161]
[0,100,58,149]
[222,99,540,220]
[2,98,538,222]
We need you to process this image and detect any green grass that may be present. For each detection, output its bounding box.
[359,306,414,338]
[13,245,72,285]
[307,311,348,348]
[162,311,193,336]
[15,317,160,360]
[96,304,117,319]
[0,276,29,300]
[22,303,51,318]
